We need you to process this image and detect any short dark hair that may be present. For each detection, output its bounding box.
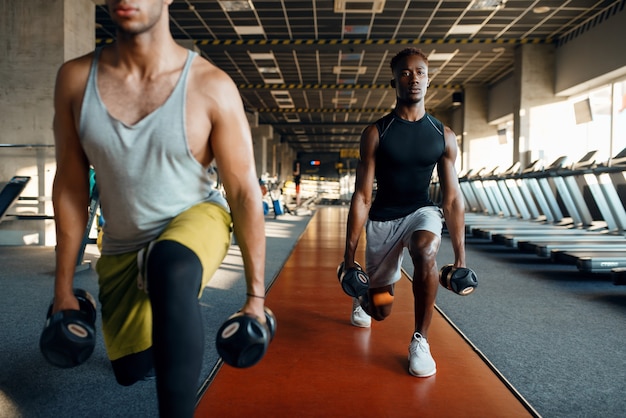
[390,48,429,73]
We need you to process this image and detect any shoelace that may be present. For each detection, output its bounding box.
[354,306,369,316]
[409,333,429,354]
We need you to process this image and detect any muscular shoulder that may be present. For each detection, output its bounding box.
[188,57,241,110]
[440,125,458,162]
[55,52,94,99]
[358,123,380,161]
[443,125,457,146]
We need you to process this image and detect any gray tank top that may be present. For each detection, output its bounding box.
[79,48,228,255]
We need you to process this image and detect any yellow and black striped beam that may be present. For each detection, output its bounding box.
[238,83,461,90]
[96,37,550,52]
[281,133,362,137]
[255,107,389,114]
[269,122,368,128]
[194,38,550,47]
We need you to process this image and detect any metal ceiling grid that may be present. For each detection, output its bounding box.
[95,0,624,154]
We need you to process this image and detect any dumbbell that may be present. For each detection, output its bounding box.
[337,261,370,298]
[216,307,277,368]
[39,288,97,368]
[439,264,478,296]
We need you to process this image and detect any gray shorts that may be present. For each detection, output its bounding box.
[365,206,443,288]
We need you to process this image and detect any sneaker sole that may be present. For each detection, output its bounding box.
[408,366,436,378]
[350,319,371,328]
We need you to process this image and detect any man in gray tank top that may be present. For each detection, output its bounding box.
[342,48,468,378]
[50,0,266,416]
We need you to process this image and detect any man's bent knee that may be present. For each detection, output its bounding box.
[111,348,155,386]
[361,286,395,321]
[409,231,440,260]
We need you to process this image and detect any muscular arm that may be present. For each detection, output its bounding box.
[208,72,266,319]
[344,124,378,268]
[52,59,92,312]
[437,126,466,267]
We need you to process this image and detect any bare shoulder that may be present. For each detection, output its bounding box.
[188,56,240,106]
[443,125,458,147]
[362,123,380,141]
[57,52,94,80]
[55,51,95,98]
[359,123,380,160]
[443,125,456,138]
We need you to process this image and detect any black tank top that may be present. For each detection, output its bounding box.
[369,112,445,221]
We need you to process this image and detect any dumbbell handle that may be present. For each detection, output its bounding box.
[49,289,97,321]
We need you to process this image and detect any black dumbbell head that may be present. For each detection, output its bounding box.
[439,265,478,296]
[40,310,96,368]
[337,261,369,298]
[40,288,97,368]
[216,312,270,368]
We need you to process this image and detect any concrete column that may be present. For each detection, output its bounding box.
[251,124,273,179]
[274,139,296,183]
[462,84,498,170]
[512,43,557,167]
[0,0,94,245]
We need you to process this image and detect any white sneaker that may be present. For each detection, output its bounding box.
[408,332,436,377]
[350,298,371,328]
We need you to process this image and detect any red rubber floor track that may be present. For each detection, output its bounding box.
[195,206,536,418]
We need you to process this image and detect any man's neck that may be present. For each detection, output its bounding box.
[111,35,183,78]
[394,104,426,122]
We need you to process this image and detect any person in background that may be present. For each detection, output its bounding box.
[293,160,301,207]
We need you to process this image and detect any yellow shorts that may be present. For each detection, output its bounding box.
[95,202,232,361]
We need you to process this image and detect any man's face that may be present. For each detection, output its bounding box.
[393,54,429,104]
[107,0,168,36]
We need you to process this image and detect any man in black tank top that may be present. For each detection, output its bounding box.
[342,48,468,377]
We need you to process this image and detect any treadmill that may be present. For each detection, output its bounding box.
[466,158,575,239]
[541,149,626,272]
[516,150,626,252]
[461,164,538,234]
[480,153,605,243]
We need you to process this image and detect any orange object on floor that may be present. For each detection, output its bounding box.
[195,207,538,417]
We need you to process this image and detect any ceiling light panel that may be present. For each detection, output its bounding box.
[333,66,367,75]
[249,51,284,84]
[448,24,484,35]
[334,0,386,14]
[218,0,254,12]
[234,25,265,35]
[219,0,265,37]
[271,90,294,108]
[470,0,507,11]
[284,113,301,123]
[428,52,458,62]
